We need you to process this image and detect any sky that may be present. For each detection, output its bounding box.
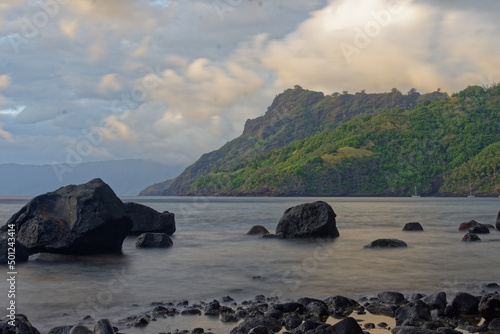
[0,0,499,168]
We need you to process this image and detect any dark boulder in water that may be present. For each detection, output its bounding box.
[6,178,132,255]
[247,225,270,236]
[364,239,407,248]
[462,233,481,242]
[124,202,175,235]
[275,201,339,239]
[469,224,490,234]
[496,211,500,230]
[458,220,481,231]
[135,233,173,248]
[403,222,424,231]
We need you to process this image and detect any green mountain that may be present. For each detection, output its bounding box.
[142,85,500,197]
[142,86,447,196]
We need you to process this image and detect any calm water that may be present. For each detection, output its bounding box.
[1,196,499,333]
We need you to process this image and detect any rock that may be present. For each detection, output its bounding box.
[450,292,480,315]
[496,211,500,230]
[248,326,274,334]
[478,293,500,323]
[135,233,173,248]
[461,233,481,242]
[274,302,305,314]
[48,326,73,334]
[247,225,270,235]
[421,292,447,312]
[0,229,29,264]
[230,316,281,334]
[68,325,93,334]
[0,314,41,334]
[391,327,435,334]
[192,328,204,334]
[181,308,202,315]
[395,300,432,326]
[469,224,490,234]
[314,317,364,334]
[435,329,462,334]
[222,295,234,302]
[443,305,458,317]
[458,220,480,231]
[403,222,424,231]
[260,234,279,239]
[6,178,133,255]
[221,314,240,322]
[283,315,302,330]
[275,201,339,239]
[124,202,176,235]
[94,319,115,334]
[323,295,360,316]
[264,308,283,320]
[489,318,500,331]
[378,291,406,304]
[364,239,407,248]
[292,320,323,333]
[366,303,397,317]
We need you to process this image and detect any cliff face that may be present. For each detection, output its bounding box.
[144,86,449,196]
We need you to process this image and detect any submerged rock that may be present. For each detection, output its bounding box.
[124,202,175,235]
[496,211,500,230]
[403,222,424,231]
[275,201,339,239]
[136,233,173,248]
[461,233,481,242]
[6,178,133,255]
[364,239,408,248]
[247,225,270,235]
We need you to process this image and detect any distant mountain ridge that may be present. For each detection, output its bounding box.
[0,159,185,196]
[146,86,447,195]
[143,86,448,196]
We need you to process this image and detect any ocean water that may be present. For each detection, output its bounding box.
[1,196,499,333]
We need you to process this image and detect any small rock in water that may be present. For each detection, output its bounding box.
[364,239,408,248]
[403,222,424,231]
[246,225,270,235]
[461,233,481,242]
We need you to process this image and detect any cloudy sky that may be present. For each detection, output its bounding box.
[0,0,499,168]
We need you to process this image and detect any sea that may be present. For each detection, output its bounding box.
[1,196,499,333]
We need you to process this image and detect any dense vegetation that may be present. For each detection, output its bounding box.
[142,85,499,196]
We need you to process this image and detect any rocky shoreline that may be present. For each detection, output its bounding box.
[3,286,500,334]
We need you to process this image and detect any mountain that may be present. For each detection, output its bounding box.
[145,86,447,196]
[186,85,500,196]
[0,159,185,196]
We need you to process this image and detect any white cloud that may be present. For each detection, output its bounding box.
[0,74,11,89]
[0,122,13,142]
[59,19,78,40]
[98,74,122,93]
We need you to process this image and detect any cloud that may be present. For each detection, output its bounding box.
[0,74,11,89]
[0,122,13,142]
[98,74,122,93]
[100,115,138,142]
[59,19,78,40]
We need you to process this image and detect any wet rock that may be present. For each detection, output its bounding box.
[379,291,406,304]
[489,318,500,331]
[275,201,339,239]
[6,178,133,255]
[153,306,177,317]
[324,295,360,316]
[248,326,274,334]
[124,202,175,235]
[247,225,270,236]
[292,320,323,333]
[366,303,397,317]
[403,222,424,231]
[450,292,480,315]
[298,298,329,321]
[0,229,29,264]
[230,316,281,334]
[443,305,458,318]
[1,314,41,334]
[221,314,240,322]
[222,296,234,302]
[461,233,481,242]
[135,232,173,248]
[284,315,302,330]
[68,325,93,334]
[192,328,204,334]
[496,211,500,230]
[469,225,490,234]
[264,308,283,320]
[395,300,432,326]
[364,239,407,248]
[478,293,500,323]
[48,326,73,334]
[133,317,150,327]
[364,323,376,329]
[274,302,305,314]
[314,317,364,334]
[422,292,447,312]
[181,308,202,316]
[458,220,481,231]
[435,328,463,334]
[94,319,115,334]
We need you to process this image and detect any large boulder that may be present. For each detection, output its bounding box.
[364,239,408,248]
[478,293,500,324]
[0,228,29,264]
[496,211,500,230]
[135,233,173,248]
[378,291,406,304]
[124,202,175,235]
[395,301,432,326]
[451,292,480,315]
[5,178,133,255]
[0,314,41,334]
[275,201,339,239]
